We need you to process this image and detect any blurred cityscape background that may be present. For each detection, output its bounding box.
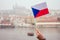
[0,6,60,28]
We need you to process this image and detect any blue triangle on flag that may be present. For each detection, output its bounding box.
[32,8,39,18]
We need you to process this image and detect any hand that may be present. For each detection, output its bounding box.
[35,28,46,40]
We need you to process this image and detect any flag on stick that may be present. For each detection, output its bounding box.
[32,2,49,18]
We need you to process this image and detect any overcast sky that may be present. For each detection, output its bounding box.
[0,0,60,10]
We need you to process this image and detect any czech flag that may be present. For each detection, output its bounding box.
[32,2,49,18]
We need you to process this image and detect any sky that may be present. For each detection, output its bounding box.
[0,0,60,10]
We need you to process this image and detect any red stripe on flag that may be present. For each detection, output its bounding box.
[36,8,49,18]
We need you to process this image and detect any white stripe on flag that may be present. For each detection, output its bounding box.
[32,2,47,10]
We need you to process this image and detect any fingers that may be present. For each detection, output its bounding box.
[35,28,41,34]
[35,29,40,36]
